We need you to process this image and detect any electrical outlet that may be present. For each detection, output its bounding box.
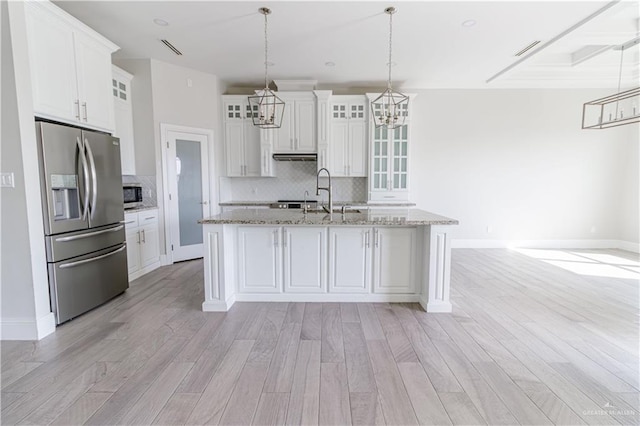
[148,189,153,198]
[486,225,493,234]
[0,172,15,188]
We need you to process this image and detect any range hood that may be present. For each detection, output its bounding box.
[272,153,317,161]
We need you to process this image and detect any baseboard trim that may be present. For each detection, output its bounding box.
[233,293,421,303]
[203,296,236,312]
[1,312,55,341]
[129,261,162,281]
[451,239,639,253]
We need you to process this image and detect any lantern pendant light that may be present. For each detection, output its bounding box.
[371,7,409,130]
[248,7,285,129]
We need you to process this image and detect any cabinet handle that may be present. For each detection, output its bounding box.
[263,152,267,171]
[364,230,370,248]
[273,229,278,247]
[136,231,140,244]
[74,100,80,119]
[141,229,146,243]
[283,229,287,248]
[82,102,88,121]
[375,229,379,248]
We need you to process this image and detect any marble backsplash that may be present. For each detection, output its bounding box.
[221,162,367,203]
[122,175,158,207]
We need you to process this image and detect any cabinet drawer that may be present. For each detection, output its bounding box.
[138,211,158,224]
[124,212,138,229]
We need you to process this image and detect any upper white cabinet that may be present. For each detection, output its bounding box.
[329,96,367,177]
[366,93,416,202]
[24,1,118,132]
[223,96,272,177]
[112,65,135,175]
[272,92,316,153]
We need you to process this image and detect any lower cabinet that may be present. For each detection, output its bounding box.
[236,225,416,295]
[237,226,327,293]
[237,226,281,293]
[124,209,160,280]
[372,227,417,294]
[329,227,371,293]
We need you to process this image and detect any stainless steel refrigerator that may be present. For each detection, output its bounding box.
[35,121,128,325]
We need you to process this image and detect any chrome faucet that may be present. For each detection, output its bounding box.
[303,190,310,215]
[316,168,333,215]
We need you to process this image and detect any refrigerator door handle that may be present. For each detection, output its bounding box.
[59,245,126,269]
[84,138,98,219]
[76,137,90,220]
[54,225,124,242]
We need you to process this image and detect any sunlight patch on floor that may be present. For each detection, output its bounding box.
[513,248,640,280]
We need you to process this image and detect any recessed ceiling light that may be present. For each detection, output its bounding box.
[325,61,335,67]
[154,18,169,26]
[461,19,476,27]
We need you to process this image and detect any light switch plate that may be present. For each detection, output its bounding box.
[0,172,15,188]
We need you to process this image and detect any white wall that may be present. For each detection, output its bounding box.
[1,1,55,340]
[408,89,638,247]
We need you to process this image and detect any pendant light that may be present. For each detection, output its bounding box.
[582,38,640,129]
[371,7,409,130]
[248,7,285,129]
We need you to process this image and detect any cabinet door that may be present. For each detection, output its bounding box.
[238,227,281,293]
[330,121,348,177]
[25,4,79,123]
[74,33,115,131]
[373,228,416,293]
[274,103,294,152]
[348,121,367,177]
[225,121,244,177]
[140,224,160,268]
[283,227,327,293]
[371,126,390,191]
[125,228,141,274]
[329,228,371,293]
[114,101,136,175]
[295,100,316,152]
[391,125,409,190]
[243,121,262,177]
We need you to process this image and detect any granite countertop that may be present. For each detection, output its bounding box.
[200,208,458,226]
[124,206,158,213]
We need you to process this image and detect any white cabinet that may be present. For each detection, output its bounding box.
[373,227,417,294]
[237,226,282,293]
[272,93,316,153]
[24,1,118,132]
[112,65,136,175]
[223,96,271,177]
[283,227,327,293]
[124,209,160,279]
[328,227,371,293]
[366,93,415,202]
[237,226,327,294]
[329,96,367,177]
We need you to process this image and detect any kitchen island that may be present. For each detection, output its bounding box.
[199,208,458,312]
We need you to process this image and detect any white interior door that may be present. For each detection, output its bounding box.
[165,127,211,262]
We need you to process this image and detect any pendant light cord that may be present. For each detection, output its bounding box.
[264,11,269,89]
[615,46,624,119]
[388,10,393,90]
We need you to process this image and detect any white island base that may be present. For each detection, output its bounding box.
[201,214,455,312]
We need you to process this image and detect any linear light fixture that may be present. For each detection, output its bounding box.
[582,38,640,130]
[160,39,182,56]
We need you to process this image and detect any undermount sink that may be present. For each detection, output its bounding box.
[306,208,362,214]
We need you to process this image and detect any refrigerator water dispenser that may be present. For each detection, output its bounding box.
[50,174,80,220]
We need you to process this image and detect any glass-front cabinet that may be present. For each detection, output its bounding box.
[369,123,410,201]
[367,93,414,202]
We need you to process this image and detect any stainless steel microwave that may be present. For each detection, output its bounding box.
[123,184,143,209]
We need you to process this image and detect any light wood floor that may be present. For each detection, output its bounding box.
[1,248,638,425]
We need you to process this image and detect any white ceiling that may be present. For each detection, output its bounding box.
[54,1,640,89]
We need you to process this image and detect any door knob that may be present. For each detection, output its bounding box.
[200,201,208,205]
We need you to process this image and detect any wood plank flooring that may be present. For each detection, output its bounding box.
[1,248,638,425]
